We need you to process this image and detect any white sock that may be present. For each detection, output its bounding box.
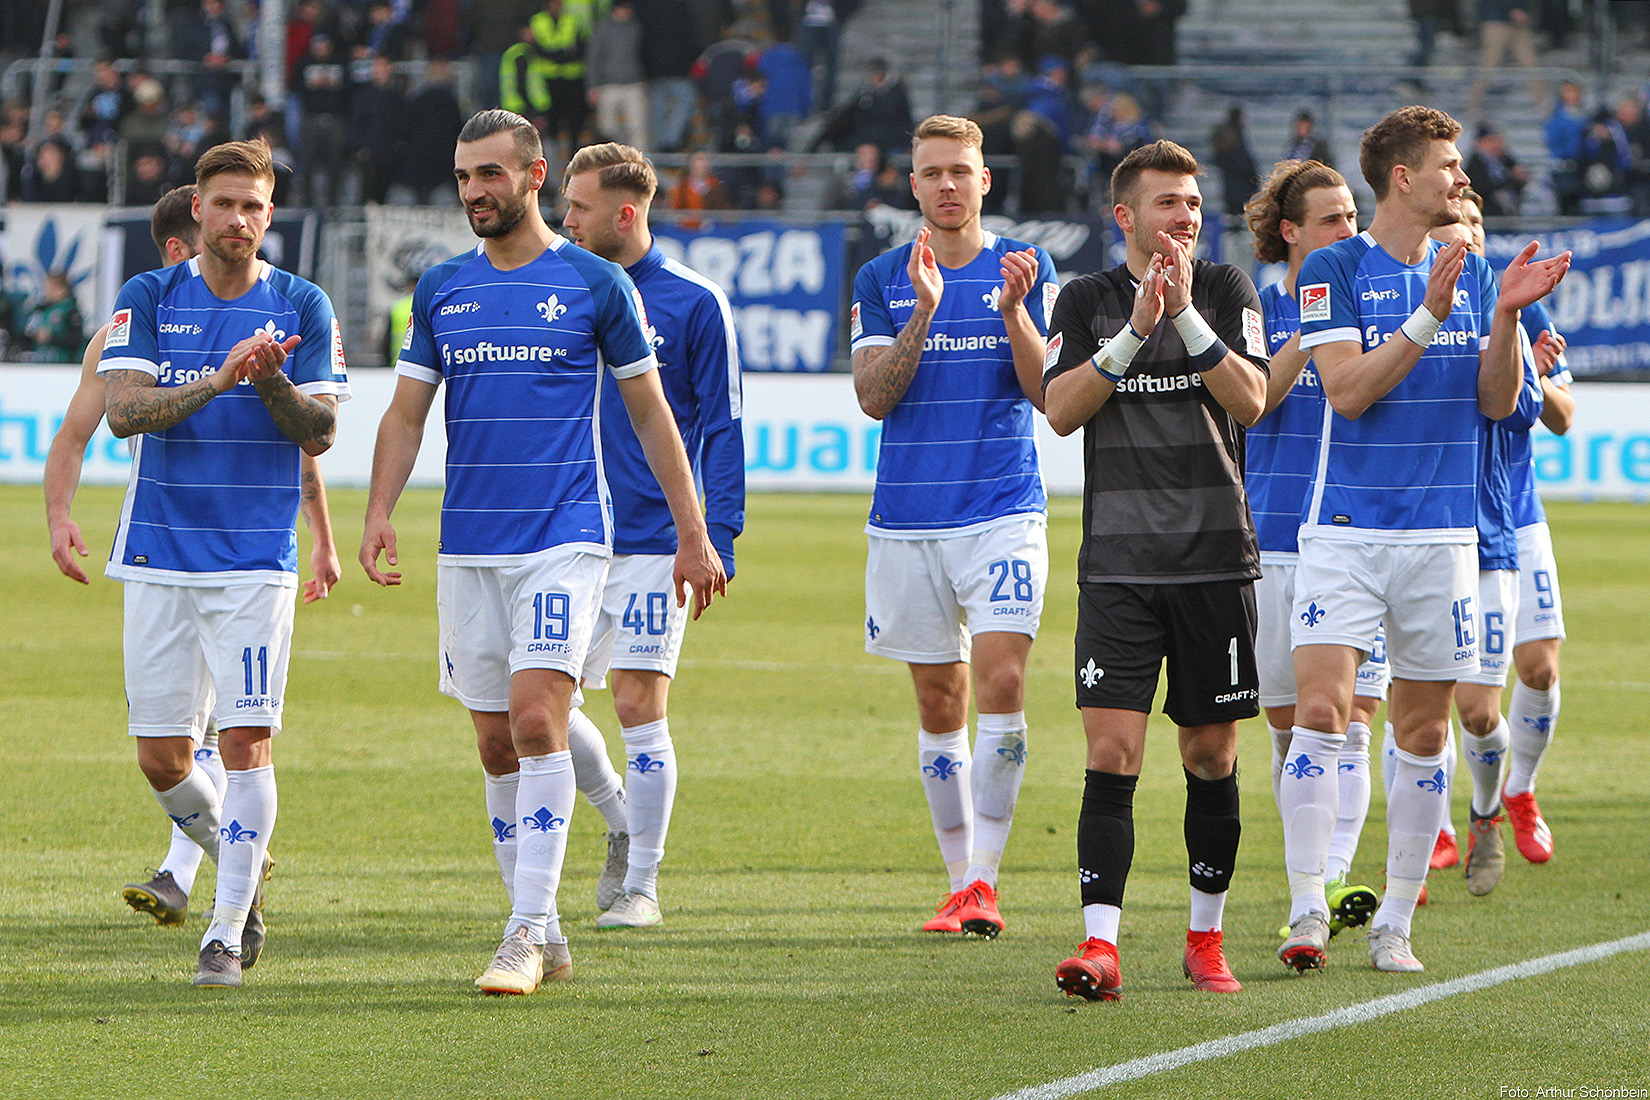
[1440,724,1458,838]
[507,752,575,945]
[483,770,520,905]
[1279,726,1342,922]
[159,826,207,897]
[1506,678,1559,796]
[917,728,973,891]
[621,719,675,900]
[1462,717,1511,818]
[1381,722,1397,797]
[197,732,229,801]
[202,765,276,953]
[1373,746,1450,937]
[1189,888,1226,933]
[152,764,221,866]
[966,712,1027,889]
[1326,721,1372,882]
[1082,903,1121,944]
[1268,724,1293,814]
[567,707,628,833]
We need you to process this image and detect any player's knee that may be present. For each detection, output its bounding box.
[1517,656,1558,691]
[974,661,1026,713]
[1292,697,1347,737]
[1457,699,1500,738]
[138,755,190,791]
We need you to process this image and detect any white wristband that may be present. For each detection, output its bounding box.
[1093,326,1145,382]
[1399,305,1443,349]
[1171,306,1218,357]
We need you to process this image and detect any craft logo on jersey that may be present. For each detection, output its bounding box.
[982,286,1002,312]
[1044,331,1063,372]
[107,308,133,348]
[1243,307,1265,357]
[1300,283,1331,323]
[850,300,862,341]
[537,294,568,324]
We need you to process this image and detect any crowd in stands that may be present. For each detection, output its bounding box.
[0,0,1647,220]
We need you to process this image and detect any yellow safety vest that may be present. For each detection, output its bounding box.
[500,40,551,113]
[529,10,586,80]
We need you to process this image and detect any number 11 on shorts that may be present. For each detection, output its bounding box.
[242,645,268,697]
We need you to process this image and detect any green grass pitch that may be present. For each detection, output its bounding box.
[2,485,1648,1098]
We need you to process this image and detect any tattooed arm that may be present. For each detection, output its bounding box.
[103,329,294,437]
[853,227,943,421]
[252,370,338,456]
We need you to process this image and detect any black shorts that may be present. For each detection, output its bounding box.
[1073,579,1260,727]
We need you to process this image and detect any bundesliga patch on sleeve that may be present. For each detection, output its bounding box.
[1044,331,1063,372]
[1043,281,1059,327]
[1243,307,1265,357]
[106,308,132,348]
[850,300,862,341]
[1299,284,1331,323]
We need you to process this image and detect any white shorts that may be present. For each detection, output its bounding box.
[1514,522,1566,645]
[1461,568,1520,687]
[437,547,608,712]
[865,517,1047,664]
[123,581,295,737]
[582,553,690,685]
[1256,559,1389,707]
[1293,537,1479,682]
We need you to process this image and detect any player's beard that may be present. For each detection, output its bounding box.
[469,176,534,239]
[205,232,259,266]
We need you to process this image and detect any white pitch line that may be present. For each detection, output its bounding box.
[992,931,1650,1100]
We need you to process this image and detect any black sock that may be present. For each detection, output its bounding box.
[1184,766,1240,895]
[1077,770,1138,909]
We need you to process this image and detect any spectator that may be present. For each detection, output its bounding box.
[501,24,552,130]
[637,0,704,152]
[469,0,538,109]
[1022,57,1076,146]
[349,55,407,204]
[350,0,413,73]
[755,38,810,150]
[1546,78,1589,215]
[1022,0,1086,73]
[694,36,756,152]
[21,272,85,362]
[668,150,733,227]
[817,58,913,155]
[1407,0,1461,68]
[400,60,465,204]
[168,0,245,126]
[20,138,80,203]
[1209,105,1259,220]
[1469,0,1543,119]
[1131,0,1187,65]
[1579,106,1633,211]
[78,60,133,153]
[587,0,650,150]
[424,0,463,59]
[125,146,178,206]
[292,32,353,206]
[1,110,26,201]
[1614,93,1650,214]
[1283,109,1331,164]
[163,100,222,180]
[1011,107,1070,212]
[1465,122,1528,216]
[798,0,858,111]
[532,0,591,156]
[1084,90,1152,204]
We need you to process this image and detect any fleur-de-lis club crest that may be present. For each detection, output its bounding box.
[1283,754,1325,780]
[257,318,287,341]
[537,294,568,323]
[220,819,259,844]
[1079,658,1104,688]
[1417,768,1449,794]
[629,754,667,775]
[491,816,516,843]
[1300,602,1327,628]
[996,741,1027,766]
[170,812,200,828]
[922,755,963,781]
[524,806,566,833]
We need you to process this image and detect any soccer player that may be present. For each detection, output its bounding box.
[99,139,348,987]
[1043,139,1269,999]
[359,110,725,996]
[1281,106,1567,974]
[1242,159,1385,937]
[849,114,1057,939]
[1427,197,1546,898]
[45,185,342,928]
[556,141,744,929]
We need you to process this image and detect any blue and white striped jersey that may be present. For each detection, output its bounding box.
[1249,280,1324,559]
[1510,298,1571,530]
[851,232,1054,535]
[396,238,656,562]
[1476,336,1544,571]
[98,258,348,586]
[1297,232,1500,544]
[606,245,744,567]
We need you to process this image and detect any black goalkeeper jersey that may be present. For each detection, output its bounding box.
[1043,259,1268,585]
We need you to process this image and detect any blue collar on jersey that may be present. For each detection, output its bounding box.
[626,243,666,280]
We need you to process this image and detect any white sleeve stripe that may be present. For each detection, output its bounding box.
[97,356,159,377]
[1300,327,1361,351]
[610,353,658,380]
[395,362,443,386]
[850,336,896,352]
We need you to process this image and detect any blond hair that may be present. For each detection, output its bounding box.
[911,114,983,151]
[195,139,275,190]
[562,142,658,200]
